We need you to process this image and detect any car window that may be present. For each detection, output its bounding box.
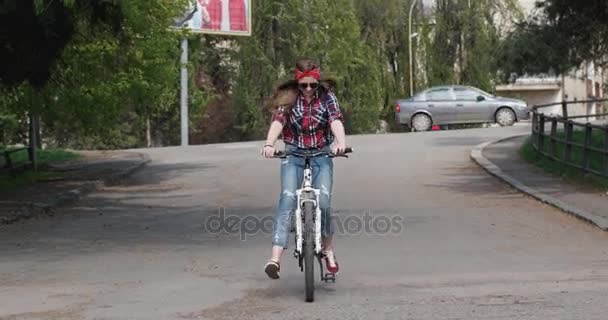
[412,92,426,101]
[472,87,494,97]
[453,88,479,101]
[425,88,453,101]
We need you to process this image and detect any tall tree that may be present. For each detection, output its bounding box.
[499,0,608,80]
[416,0,520,91]
[1,0,192,149]
[227,0,384,136]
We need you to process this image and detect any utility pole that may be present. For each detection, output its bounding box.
[180,38,189,146]
[172,7,195,147]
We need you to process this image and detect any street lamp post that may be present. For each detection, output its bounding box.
[180,38,189,147]
[408,0,419,97]
[172,7,196,147]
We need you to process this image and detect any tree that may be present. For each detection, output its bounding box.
[0,0,124,89]
[42,0,192,149]
[499,1,608,81]
[353,0,413,124]
[412,0,521,91]
[1,0,193,149]
[224,0,385,136]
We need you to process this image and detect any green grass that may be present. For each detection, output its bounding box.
[520,134,608,191]
[0,170,65,192]
[0,148,80,167]
[0,148,81,192]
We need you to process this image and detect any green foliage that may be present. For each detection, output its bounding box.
[0,170,64,192]
[1,0,529,149]
[0,148,79,167]
[422,0,521,91]
[352,0,409,125]
[2,0,193,149]
[499,1,608,80]
[222,0,384,137]
[498,21,571,82]
[0,147,79,192]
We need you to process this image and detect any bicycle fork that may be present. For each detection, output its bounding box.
[294,167,322,258]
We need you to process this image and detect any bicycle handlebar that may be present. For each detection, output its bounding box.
[273,147,353,159]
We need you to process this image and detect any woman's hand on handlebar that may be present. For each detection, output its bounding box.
[331,142,347,156]
[261,144,276,158]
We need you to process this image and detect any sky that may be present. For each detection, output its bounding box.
[420,0,540,16]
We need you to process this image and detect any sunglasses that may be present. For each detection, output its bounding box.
[298,82,319,91]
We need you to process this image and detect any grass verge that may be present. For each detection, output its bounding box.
[519,135,608,191]
[0,148,81,192]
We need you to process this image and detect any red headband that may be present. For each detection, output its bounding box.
[294,68,321,80]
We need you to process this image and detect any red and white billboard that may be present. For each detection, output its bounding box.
[175,0,251,36]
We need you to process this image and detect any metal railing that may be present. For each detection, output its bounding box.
[531,98,608,178]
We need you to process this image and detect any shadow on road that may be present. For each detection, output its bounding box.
[124,162,217,186]
[0,161,263,256]
[424,163,524,200]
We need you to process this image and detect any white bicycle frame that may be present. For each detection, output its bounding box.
[294,166,323,257]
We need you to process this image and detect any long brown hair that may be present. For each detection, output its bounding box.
[269,58,337,114]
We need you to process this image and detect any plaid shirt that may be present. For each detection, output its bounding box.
[272,91,344,149]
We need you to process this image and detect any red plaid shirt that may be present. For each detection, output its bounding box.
[272,91,344,149]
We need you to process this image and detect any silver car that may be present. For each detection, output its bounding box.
[395,85,530,131]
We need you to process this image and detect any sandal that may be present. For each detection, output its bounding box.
[264,260,280,279]
[323,250,339,274]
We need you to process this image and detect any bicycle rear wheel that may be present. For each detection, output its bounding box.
[303,201,315,302]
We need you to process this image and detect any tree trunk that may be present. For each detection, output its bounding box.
[28,113,39,171]
[35,116,42,149]
[146,116,152,148]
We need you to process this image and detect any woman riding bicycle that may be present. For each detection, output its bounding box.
[261,58,347,280]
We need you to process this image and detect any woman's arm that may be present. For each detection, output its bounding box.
[330,120,347,154]
[325,91,347,154]
[261,120,284,158]
[265,120,284,146]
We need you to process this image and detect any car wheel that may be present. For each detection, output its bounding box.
[496,108,516,126]
[411,113,432,132]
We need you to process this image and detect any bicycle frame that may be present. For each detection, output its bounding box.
[273,147,351,292]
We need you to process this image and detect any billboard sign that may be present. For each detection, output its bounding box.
[173,0,251,36]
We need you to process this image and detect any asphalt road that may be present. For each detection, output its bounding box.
[2,124,608,320]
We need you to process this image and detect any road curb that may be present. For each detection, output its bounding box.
[1,153,151,225]
[470,134,608,231]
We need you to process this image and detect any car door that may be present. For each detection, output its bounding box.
[423,87,456,124]
[453,87,491,122]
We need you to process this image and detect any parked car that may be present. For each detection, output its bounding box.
[395,85,530,131]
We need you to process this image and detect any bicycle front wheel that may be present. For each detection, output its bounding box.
[303,201,315,302]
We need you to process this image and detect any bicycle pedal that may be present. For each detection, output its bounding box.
[323,273,336,283]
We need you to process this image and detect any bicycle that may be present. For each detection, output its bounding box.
[273,147,352,302]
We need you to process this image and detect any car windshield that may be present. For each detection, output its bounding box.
[471,87,494,98]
